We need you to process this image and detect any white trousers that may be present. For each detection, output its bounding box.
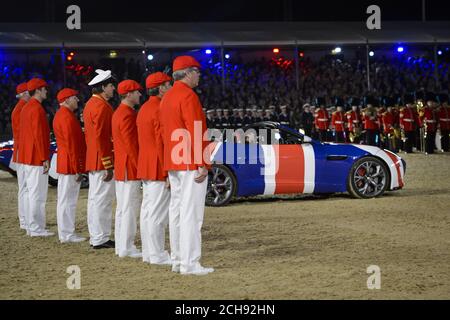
[115,180,140,257]
[140,180,171,264]
[23,164,48,235]
[168,170,208,273]
[15,163,29,230]
[57,174,81,242]
[87,171,115,246]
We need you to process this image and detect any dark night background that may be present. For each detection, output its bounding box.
[0,0,449,23]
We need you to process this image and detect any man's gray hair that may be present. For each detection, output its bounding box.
[172,67,197,81]
[172,69,188,81]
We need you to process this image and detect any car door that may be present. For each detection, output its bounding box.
[261,129,316,195]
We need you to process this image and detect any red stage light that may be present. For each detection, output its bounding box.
[273,48,280,54]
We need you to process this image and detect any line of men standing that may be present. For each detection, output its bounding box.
[10,56,214,276]
[310,94,450,154]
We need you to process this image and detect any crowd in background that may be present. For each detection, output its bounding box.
[1,53,450,140]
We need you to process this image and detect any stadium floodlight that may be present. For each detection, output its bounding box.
[437,50,443,55]
[397,46,404,53]
[205,49,212,55]
[369,51,375,57]
[273,48,280,53]
[147,54,154,61]
[225,54,230,59]
[334,47,342,53]
[142,50,145,54]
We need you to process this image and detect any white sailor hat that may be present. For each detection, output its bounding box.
[206,109,215,114]
[280,105,287,109]
[216,108,222,112]
[88,69,113,86]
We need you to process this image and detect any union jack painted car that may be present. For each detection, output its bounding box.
[206,122,406,206]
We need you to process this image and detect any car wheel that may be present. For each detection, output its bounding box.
[347,156,390,199]
[206,164,237,207]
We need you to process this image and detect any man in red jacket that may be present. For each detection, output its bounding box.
[112,80,142,258]
[11,82,30,230]
[137,72,173,265]
[84,69,116,249]
[331,102,345,143]
[18,78,53,237]
[314,97,329,142]
[160,56,214,275]
[437,94,450,152]
[400,94,419,153]
[53,88,87,243]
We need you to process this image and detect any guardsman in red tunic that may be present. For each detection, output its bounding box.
[159,56,214,275]
[18,78,53,237]
[314,97,329,142]
[420,93,438,154]
[331,105,345,143]
[346,98,362,143]
[137,72,173,265]
[362,96,379,146]
[11,82,30,230]
[112,80,143,258]
[399,94,419,153]
[83,69,116,249]
[437,94,450,152]
[382,105,398,152]
[53,88,87,243]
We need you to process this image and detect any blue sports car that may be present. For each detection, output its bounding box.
[206,121,406,206]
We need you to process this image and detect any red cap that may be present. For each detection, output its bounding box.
[16,82,28,94]
[117,79,143,95]
[173,55,201,72]
[145,72,172,89]
[57,88,79,103]
[27,78,48,91]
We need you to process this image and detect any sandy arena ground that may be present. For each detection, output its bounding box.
[0,152,449,299]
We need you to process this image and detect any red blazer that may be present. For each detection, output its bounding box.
[53,107,86,174]
[437,106,450,131]
[83,95,114,171]
[17,98,50,166]
[399,107,418,132]
[137,96,167,181]
[346,110,362,132]
[314,108,329,130]
[11,99,27,162]
[382,112,395,134]
[159,81,210,171]
[112,103,139,181]
[331,111,345,132]
[420,107,437,133]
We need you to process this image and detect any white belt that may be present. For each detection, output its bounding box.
[441,119,450,121]
[352,120,359,123]
[335,121,344,124]
[403,119,414,122]
[318,119,328,121]
[425,120,436,123]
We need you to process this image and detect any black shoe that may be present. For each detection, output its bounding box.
[93,240,115,249]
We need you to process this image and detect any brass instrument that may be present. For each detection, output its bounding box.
[416,100,426,153]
